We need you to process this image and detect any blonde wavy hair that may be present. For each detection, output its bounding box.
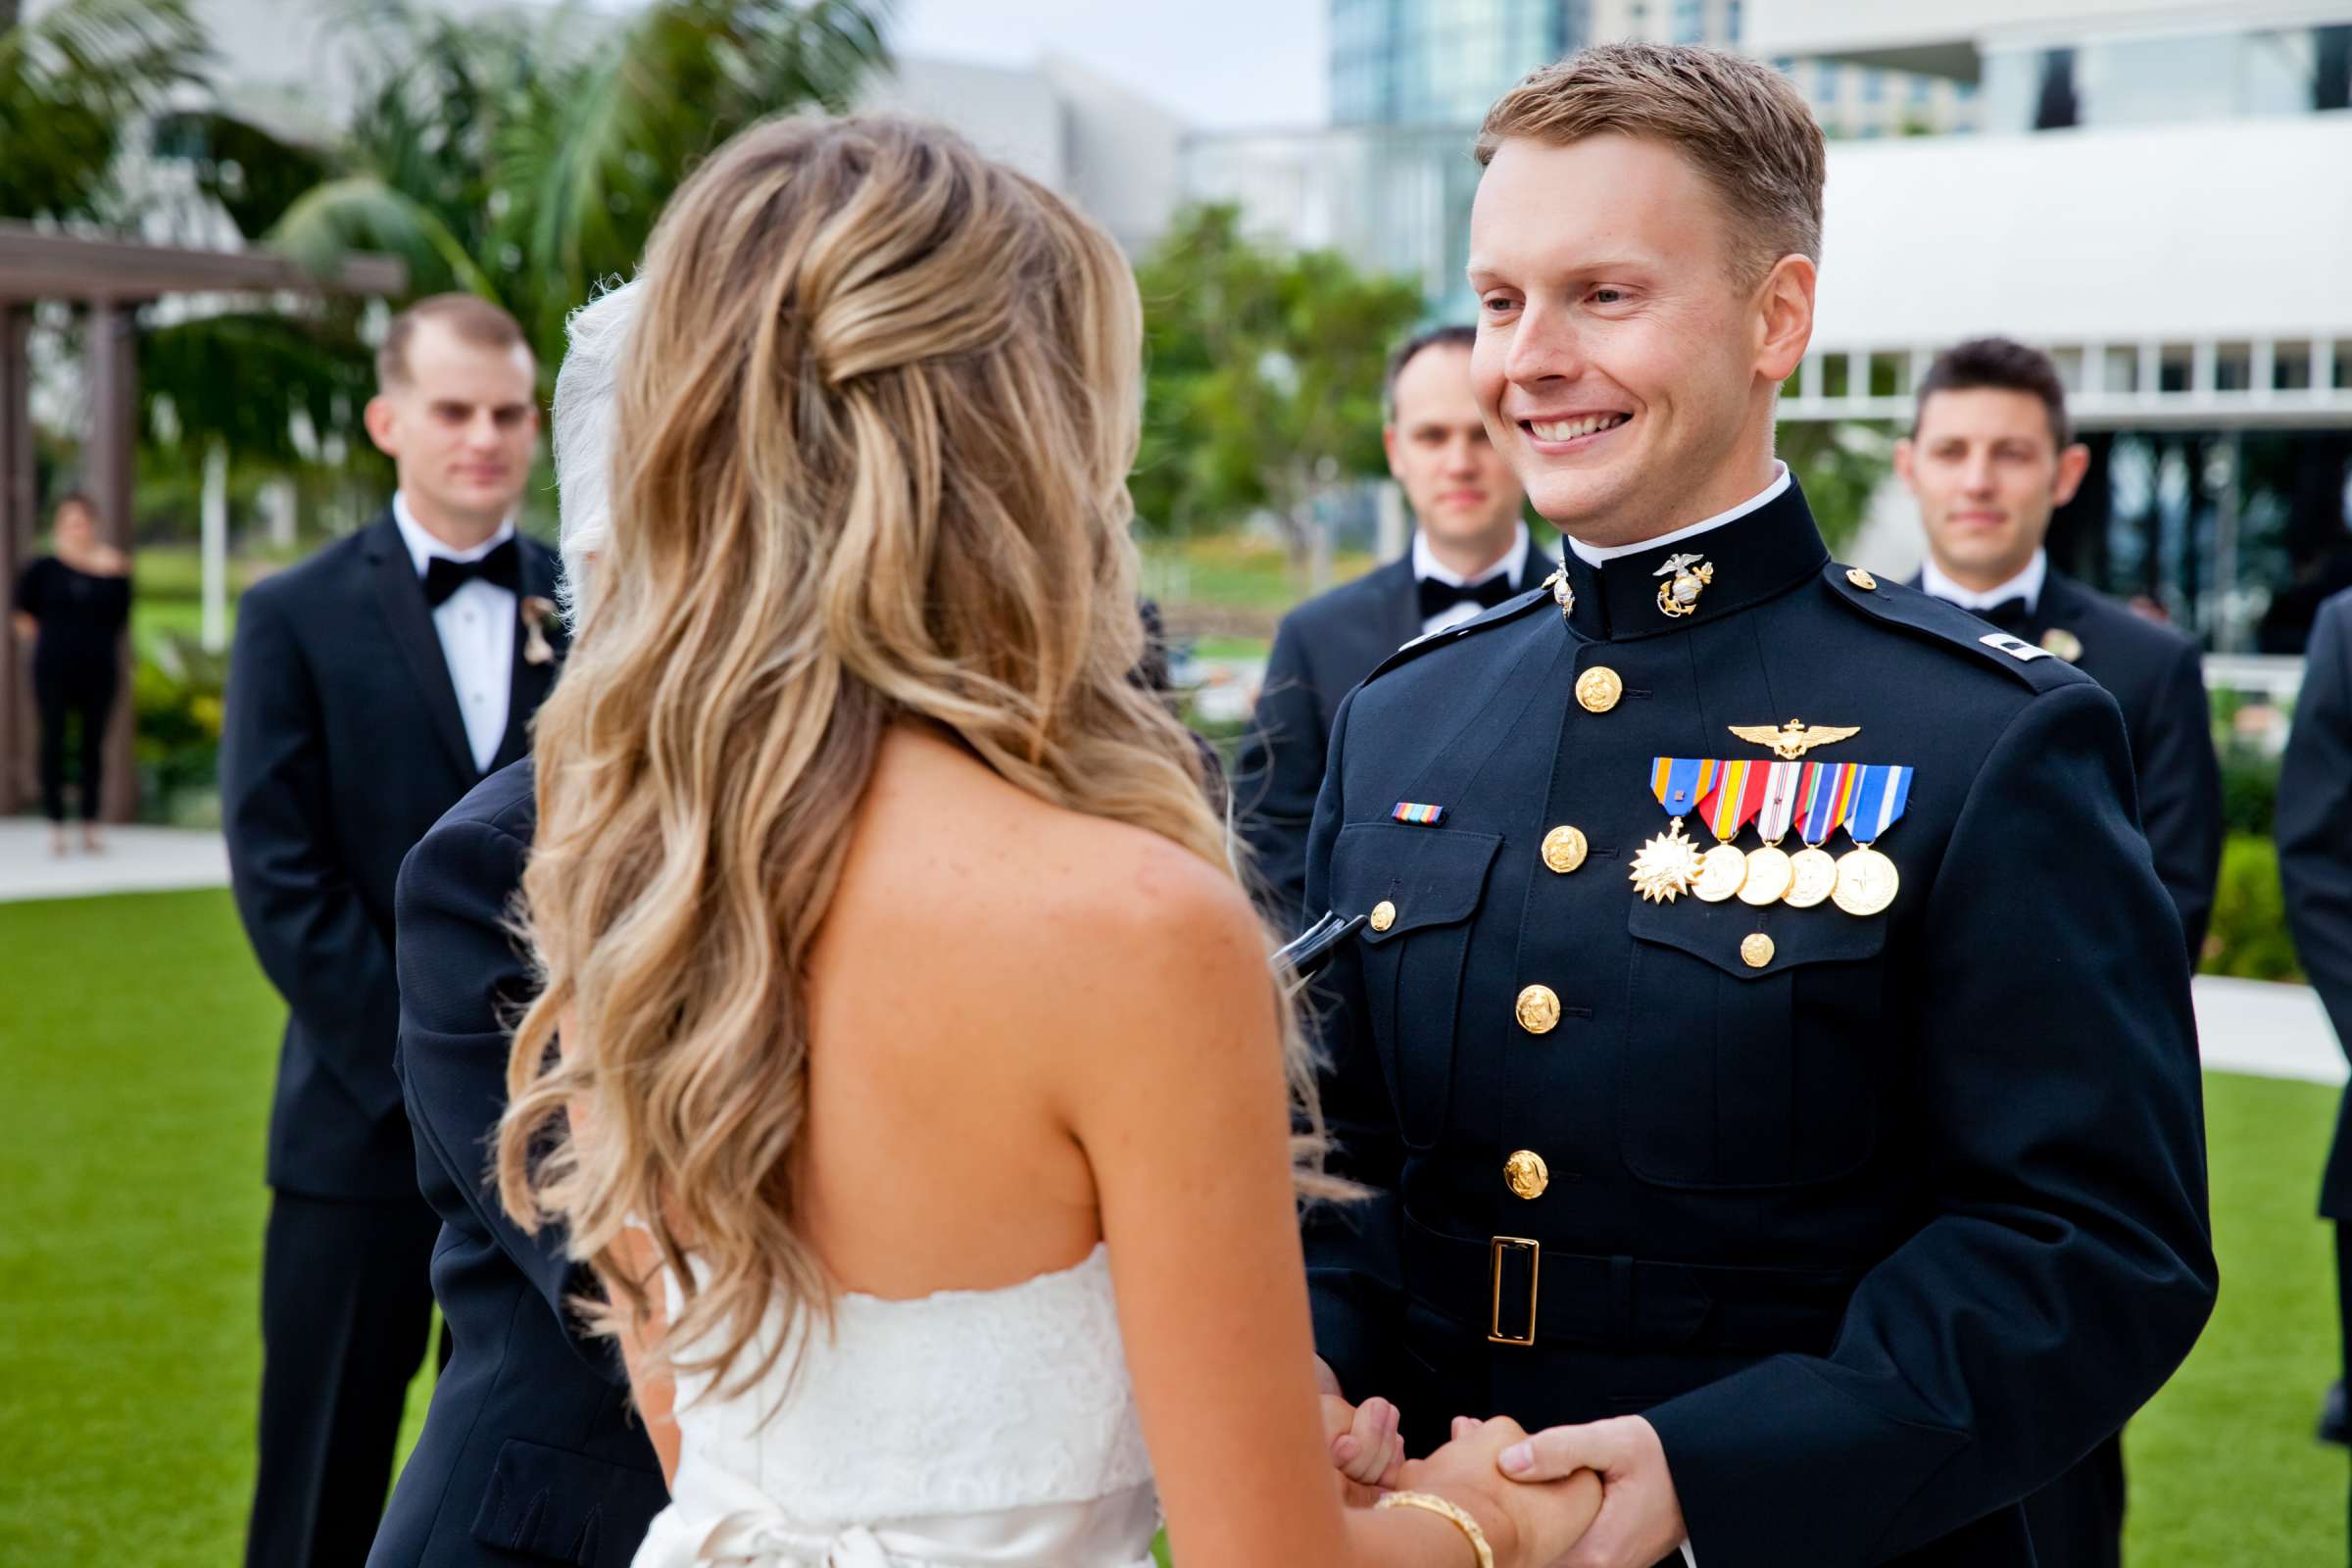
[497,114,1332,1397]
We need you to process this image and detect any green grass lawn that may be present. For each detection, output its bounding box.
[1,886,2342,1566]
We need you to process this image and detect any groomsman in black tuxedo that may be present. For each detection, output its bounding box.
[222,293,565,1568]
[1236,325,1552,925]
[368,280,669,1568]
[1900,337,2222,968]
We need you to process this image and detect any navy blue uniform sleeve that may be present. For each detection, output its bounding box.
[2281,603,2352,1047]
[2137,640,2222,961]
[395,813,615,1378]
[1235,613,1330,934]
[1298,685,1407,1401]
[220,588,403,1121]
[1645,682,2217,1567]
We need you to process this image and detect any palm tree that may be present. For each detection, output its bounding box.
[265,0,895,374]
[0,0,208,222]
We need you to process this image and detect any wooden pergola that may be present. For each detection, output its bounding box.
[0,223,403,821]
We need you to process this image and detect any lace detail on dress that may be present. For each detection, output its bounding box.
[637,1244,1159,1568]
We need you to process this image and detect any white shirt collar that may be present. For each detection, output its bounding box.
[392,490,516,577]
[1413,521,1531,588]
[1566,462,1790,567]
[1920,549,2046,613]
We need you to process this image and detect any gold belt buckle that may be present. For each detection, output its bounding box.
[1488,1236,1540,1347]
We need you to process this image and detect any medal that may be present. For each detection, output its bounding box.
[1832,763,1913,918]
[1738,760,1804,906]
[1692,760,1766,903]
[1630,758,1717,904]
[1784,760,1856,909]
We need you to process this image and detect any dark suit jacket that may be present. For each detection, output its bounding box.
[2279,589,2352,1219]
[220,510,564,1199]
[371,759,668,1568]
[1236,549,1553,929]
[1921,569,2221,960]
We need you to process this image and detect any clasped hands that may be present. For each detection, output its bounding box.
[1318,1361,1687,1568]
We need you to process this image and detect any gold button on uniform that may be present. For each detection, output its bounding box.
[1845,566,1878,591]
[1741,932,1776,968]
[1369,900,1396,933]
[1504,1149,1550,1200]
[1515,984,1561,1034]
[1541,825,1589,874]
[1575,666,1623,713]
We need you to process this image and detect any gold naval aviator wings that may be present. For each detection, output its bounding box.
[1727,718,1861,761]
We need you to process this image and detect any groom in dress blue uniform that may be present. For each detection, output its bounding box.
[1299,45,2215,1568]
[368,281,669,1568]
[1236,326,1552,925]
[223,295,565,1568]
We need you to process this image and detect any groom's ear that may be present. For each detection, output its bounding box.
[364,394,403,459]
[1753,254,1816,387]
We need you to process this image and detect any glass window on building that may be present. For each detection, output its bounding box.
[1862,69,1884,102]
[1725,0,1742,44]
[1673,0,1703,44]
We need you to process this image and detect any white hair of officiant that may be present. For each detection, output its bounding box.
[551,277,642,630]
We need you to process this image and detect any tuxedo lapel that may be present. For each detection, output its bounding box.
[490,543,564,774]
[1378,559,1423,654]
[366,512,479,782]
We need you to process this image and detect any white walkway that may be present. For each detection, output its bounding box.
[0,818,230,903]
[0,814,2344,1088]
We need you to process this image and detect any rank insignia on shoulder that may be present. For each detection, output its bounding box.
[1392,802,1447,826]
[1979,632,2052,662]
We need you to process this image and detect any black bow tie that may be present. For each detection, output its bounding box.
[1968,595,2034,633]
[1417,571,1520,622]
[421,537,521,608]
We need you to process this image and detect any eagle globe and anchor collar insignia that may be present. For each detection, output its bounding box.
[1655,553,1715,617]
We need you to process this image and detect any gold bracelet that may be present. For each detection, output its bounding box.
[1374,1490,1496,1568]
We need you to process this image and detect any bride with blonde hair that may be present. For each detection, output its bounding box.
[497,114,1599,1568]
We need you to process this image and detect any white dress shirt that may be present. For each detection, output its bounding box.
[392,492,515,773]
[1565,462,1791,568]
[1920,548,2047,615]
[1414,522,1533,636]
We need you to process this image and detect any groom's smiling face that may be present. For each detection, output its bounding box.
[1466,133,1788,548]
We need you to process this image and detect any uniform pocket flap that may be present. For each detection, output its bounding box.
[471,1437,669,1568]
[1627,893,1888,981]
[1332,822,1503,944]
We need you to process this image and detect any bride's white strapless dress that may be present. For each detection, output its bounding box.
[632,1243,1160,1567]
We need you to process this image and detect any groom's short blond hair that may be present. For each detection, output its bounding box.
[1476,42,1825,286]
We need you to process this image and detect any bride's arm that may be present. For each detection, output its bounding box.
[1050,847,1597,1568]
[607,1225,682,1488]
[562,1009,682,1489]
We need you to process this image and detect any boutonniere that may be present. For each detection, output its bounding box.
[521,595,561,665]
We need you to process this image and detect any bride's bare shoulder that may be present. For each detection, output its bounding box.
[834,726,1265,1026]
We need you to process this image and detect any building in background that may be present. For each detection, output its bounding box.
[1189,0,2352,658]
[1755,1,2352,657]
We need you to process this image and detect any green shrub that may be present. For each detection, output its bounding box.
[2203,832,2301,981]
[2218,740,2278,840]
[133,632,226,827]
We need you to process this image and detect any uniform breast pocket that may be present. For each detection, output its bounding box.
[1330,822,1502,1150]
[1618,899,1890,1189]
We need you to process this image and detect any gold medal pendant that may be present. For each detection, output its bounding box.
[1630,819,1703,904]
[1783,846,1839,908]
[1693,843,1747,903]
[1832,845,1900,917]
[1738,844,1793,906]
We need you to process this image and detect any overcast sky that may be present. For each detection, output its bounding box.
[893,0,1328,129]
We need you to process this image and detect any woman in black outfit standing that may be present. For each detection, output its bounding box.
[11,493,131,854]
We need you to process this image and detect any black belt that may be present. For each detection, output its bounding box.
[1403,1213,1862,1353]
